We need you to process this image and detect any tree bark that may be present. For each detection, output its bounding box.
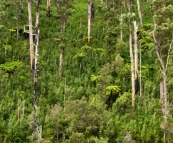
[58,49,63,82]
[120,8,123,40]
[129,22,135,107]
[152,21,173,142]
[28,0,34,72]
[128,0,135,107]
[88,0,92,43]
[35,0,40,28]
[58,0,66,82]
[134,20,138,95]
[47,0,51,17]
[136,0,143,27]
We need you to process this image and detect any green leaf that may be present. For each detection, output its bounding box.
[106,85,120,95]
[0,61,22,71]
[3,45,12,51]
[0,25,4,29]
[90,75,101,82]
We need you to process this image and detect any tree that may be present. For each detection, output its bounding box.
[47,0,51,17]
[54,0,67,82]
[152,0,173,142]
[136,0,142,27]
[88,0,92,43]
[28,0,34,72]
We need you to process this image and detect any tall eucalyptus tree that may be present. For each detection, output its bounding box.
[28,0,34,72]
[47,0,51,17]
[152,0,173,142]
[54,0,67,82]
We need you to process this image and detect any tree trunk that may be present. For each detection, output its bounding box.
[136,0,143,27]
[28,0,34,72]
[58,0,66,82]
[152,21,173,142]
[88,0,92,43]
[120,8,123,40]
[134,20,139,95]
[58,49,63,82]
[130,22,135,107]
[35,0,40,28]
[160,79,164,104]
[47,0,51,17]
[128,0,135,107]
[163,72,167,121]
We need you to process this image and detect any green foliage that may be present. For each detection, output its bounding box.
[1,0,173,142]
[105,85,120,95]
[0,61,22,71]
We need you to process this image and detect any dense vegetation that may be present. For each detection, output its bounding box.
[0,0,173,142]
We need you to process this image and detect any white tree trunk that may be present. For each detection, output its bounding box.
[134,20,139,96]
[88,0,92,43]
[58,49,63,82]
[134,20,138,76]
[28,0,34,72]
[128,0,135,107]
[136,0,143,26]
[47,0,51,17]
[120,8,123,40]
[58,0,66,82]
[130,22,135,107]
[35,0,40,28]
[152,21,173,142]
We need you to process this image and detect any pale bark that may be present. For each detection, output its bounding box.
[134,20,138,76]
[136,0,143,27]
[120,8,123,40]
[153,21,173,142]
[88,0,92,43]
[58,0,66,82]
[47,0,51,17]
[28,0,34,72]
[153,22,166,106]
[35,0,40,28]
[139,43,142,96]
[128,0,135,107]
[129,22,135,107]
[58,49,63,82]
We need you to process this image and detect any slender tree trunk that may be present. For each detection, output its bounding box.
[58,0,66,82]
[160,79,164,104]
[134,20,139,96]
[35,0,40,28]
[120,8,123,40]
[136,0,143,27]
[47,0,51,17]
[139,43,142,96]
[129,22,135,107]
[152,21,173,143]
[134,20,138,75]
[28,0,34,72]
[128,0,135,107]
[58,49,63,82]
[163,72,167,120]
[88,0,92,43]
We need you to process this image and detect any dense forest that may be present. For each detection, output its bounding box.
[0,0,173,142]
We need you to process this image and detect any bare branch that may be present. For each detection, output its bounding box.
[152,20,165,72]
